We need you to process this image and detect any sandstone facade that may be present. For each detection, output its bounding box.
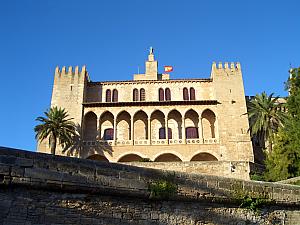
[37,49,254,168]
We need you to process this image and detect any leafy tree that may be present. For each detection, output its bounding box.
[286,68,300,117]
[34,106,76,155]
[264,68,300,181]
[247,92,286,152]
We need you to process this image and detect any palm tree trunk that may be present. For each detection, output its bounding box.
[50,134,57,155]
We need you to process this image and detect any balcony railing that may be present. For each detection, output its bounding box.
[116,140,133,146]
[151,139,168,145]
[186,139,202,144]
[82,138,218,147]
[203,138,219,144]
[134,139,150,145]
[168,139,184,145]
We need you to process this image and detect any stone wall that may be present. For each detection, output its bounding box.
[1,187,299,225]
[1,147,299,224]
[124,161,252,180]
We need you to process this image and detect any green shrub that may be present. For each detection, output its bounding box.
[239,195,271,212]
[149,179,177,200]
[250,173,265,181]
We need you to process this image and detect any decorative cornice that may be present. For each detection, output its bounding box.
[88,78,212,86]
[83,100,219,108]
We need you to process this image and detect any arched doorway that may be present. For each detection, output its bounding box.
[100,111,114,140]
[168,110,182,139]
[83,112,97,140]
[133,111,148,140]
[185,109,199,139]
[150,110,165,140]
[202,109,216,139]
[116,111,131,140]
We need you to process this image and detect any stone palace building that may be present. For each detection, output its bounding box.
[38,49,254,167]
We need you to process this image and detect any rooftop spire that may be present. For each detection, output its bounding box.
[148,46,155,62]
[149,46,154,54]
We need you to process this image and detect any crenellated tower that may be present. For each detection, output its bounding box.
[211,62,254,162]
[38,65,89,154]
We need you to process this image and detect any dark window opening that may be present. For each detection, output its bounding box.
[112,89,118,102]
[106,89,111,102]
[159,88,164,101]
[190,87,195,100]
[133,89,139,101]
[165,88,171,101]
[186,127,199,139]
[140,88,145,101]
[183,88,189,100]
[104,128,114,140]
[159,127,172,139]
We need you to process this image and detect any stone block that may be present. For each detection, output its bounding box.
[15,158,33,167]
[25,168,62,181]
[10,167,24,177]
[0,156,16,165]
[61,173,87,184]
[0,163,10,175]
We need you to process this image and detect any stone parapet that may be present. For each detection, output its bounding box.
[0,147,299,206]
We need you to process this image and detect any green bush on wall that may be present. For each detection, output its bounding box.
[149,180,177,200]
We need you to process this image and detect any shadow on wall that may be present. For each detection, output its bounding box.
[53,195,284,225]
[62,124,113,161]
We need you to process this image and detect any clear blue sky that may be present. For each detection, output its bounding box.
[0,0,299,151]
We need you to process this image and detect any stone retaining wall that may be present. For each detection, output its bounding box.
[0,147,300,224]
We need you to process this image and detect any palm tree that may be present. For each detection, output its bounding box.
[34,106,76,155]
[247,92,286,152]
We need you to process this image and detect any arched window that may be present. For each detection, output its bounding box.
[183,88,189,100]
[112,89,118,102]
[165,88,171,101]
[140,88,145,101]
[104,128,114,140]
[133,89,139,101]
[159,88,164,101]
[106,89,111,102]
[190,87,195,100]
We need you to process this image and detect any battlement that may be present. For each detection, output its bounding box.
[55,65,87,76]
[212,62,241,71]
